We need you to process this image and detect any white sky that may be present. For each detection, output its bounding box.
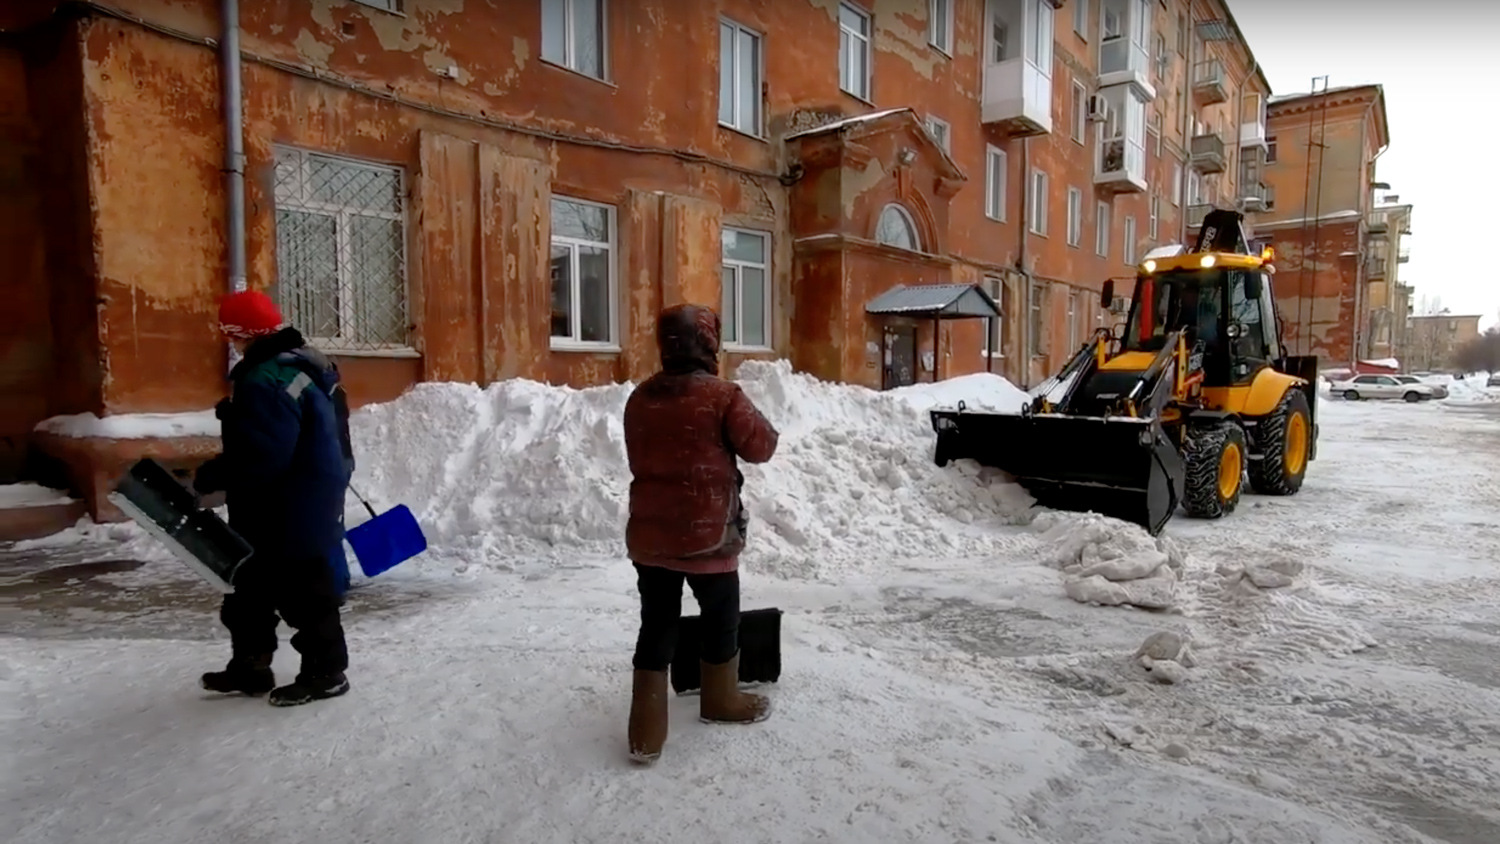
[1230,0,1499,328]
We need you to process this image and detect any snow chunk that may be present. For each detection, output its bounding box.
[1032,511,1184,610]
[34,411,220,439]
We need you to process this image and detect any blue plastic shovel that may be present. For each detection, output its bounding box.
[345,486,427,578]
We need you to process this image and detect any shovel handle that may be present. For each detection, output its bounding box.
[348,484,379,520]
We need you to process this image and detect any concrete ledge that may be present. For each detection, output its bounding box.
[31,432,223,523]
[0,500,90,542]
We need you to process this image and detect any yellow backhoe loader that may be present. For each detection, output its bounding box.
[931,209,1319,535]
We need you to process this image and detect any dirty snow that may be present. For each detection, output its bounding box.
[34,410,220,439]
[6,362,1500,844]
[0,483,75,509]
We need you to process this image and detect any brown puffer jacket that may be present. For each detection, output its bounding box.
[624,304,779,574]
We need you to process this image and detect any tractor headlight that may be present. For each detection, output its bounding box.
[1143,259,1157,273]
[1200,255,1217,268]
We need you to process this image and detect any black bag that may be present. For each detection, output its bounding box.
[669,607,783,695]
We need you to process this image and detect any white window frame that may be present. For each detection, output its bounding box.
[925,115,952,153]
[982,275,1004,358]
[1074,0,1089,38]
[1124,215,1137,265]
[721,227,772,351]
[1066,187,1083,248]
[839,2,873,101]
[718,18,763,137]
[929,0,953,55]
[1071,79,1087,145]
[985,145,1007,222]
[1029,282,1044,357]
[272,146,411,355]
[1149,194,1160,241]
[352,0,401,11]
[1171,162,1182,206]
[1029,168,1048,236]
[540,0,608,81]
[1095,200,1111,257]
[549,195,618,350]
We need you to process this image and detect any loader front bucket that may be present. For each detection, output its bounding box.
[931,409,1186,535]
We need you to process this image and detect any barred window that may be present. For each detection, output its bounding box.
[550,196,616,347]
[273,147,409,352]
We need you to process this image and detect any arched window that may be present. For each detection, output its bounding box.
[875,204,920,252]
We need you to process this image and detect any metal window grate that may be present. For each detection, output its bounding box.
[273,147,409,352]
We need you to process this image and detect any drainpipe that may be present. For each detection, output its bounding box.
[1018,136,1033,389]
[220,0,247,366]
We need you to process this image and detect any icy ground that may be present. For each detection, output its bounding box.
[4,365,1499,844]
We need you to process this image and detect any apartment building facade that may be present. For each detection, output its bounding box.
[1406,313,1482,373]
[0,0,1268,503]
[1361,202,1413,362]
[1250,84,1392,367]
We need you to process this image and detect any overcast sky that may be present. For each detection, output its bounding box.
[1230,0,1499,328]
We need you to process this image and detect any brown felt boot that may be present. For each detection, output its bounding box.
[699,654,771,724]
[627,670,669,764]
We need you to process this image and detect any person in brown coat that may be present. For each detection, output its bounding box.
[623,303,780,764]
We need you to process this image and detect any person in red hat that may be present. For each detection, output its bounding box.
[194,289,357,707]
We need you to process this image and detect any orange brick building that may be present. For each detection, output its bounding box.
[2,0,1275,512]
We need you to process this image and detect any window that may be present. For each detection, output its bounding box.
[718,19,762,135]
[541,0,606,80]
[929,0,953,53]
[550,196,615,347]
[353,0,400,11]
[839,3,872,101]
[721,228,770,349]
[1095,200,1110,257]
[1096,86,1147,186]
[1123,215,1137,265]
[1171,162,1182,206]
[1149,193,1160,240]
[1029,169,1048,236]
[982,276,1004,358]
[1153,31,1168,79]
[1066,187,1083,247]
[1066,292,1079,348]
[1176,12,1188,55]
[925,115,951,152]
[1029,283,1044,356]
[1264,184,1276,211]
[876,204,920,251]
[1071,80,1087,144]
[1266,135,1278,163]
[272,147,408,351]
[1074,0,1089,38]
[985,145,1007,221]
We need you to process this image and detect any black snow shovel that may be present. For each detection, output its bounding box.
[669,607,783,695]
[108,458,254,593]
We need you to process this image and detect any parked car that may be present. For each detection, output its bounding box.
[1330,374,1440,402]
[1395,375,1447,399]
[1488,373,1500,387]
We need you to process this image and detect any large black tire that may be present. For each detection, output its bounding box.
[1182,423,1246,520]
[1249,389,1311,496]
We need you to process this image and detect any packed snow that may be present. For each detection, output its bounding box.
[34,410,220,439]
[6,361,1500,844]
[0,483,75,509]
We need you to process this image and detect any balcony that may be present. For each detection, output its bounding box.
[1190,133,1226,174]
[982,58,1052,136]
[1187,204,1213,228]
[1367,210,1388,234]
[1239,182,1268,212]
[1398,244,1411,263]
[1192,60,1227,107]
[1365,255,1386,280]
[1095,135,1147,194]
[1240,116,1268,150]
[1099,33,1156,100]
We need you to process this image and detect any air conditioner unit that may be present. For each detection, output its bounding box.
[1088,95,1111,123]
[1110,296,1129,314]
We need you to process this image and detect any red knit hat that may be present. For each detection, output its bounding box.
[218,290,284,339]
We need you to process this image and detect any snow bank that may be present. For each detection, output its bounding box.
[1443,375,1500,404]
[349,361,1037,580]
[34,411,219,439]
[0,483,75,509]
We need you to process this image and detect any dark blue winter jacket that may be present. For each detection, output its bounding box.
[195,328,354,573]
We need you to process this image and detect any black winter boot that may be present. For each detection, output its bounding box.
[269,672,350,707]
[201,654,275,696]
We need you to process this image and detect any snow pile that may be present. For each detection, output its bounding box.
[1029,511,1184,610]
[0,483,75,509]
[34,411,219,439]
[1442,375,1500,404]
[349,361,1037,580]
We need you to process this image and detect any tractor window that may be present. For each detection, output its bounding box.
[1228,270,1268,360]
[1124,270,1223,352]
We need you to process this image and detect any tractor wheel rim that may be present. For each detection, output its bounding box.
[1285,412,1309,476]
[1218,442,1242,500]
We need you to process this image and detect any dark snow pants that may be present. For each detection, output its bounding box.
[632,563,740,671]
[220,553,349,676]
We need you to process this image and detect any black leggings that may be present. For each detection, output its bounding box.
[632,563,740,671]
